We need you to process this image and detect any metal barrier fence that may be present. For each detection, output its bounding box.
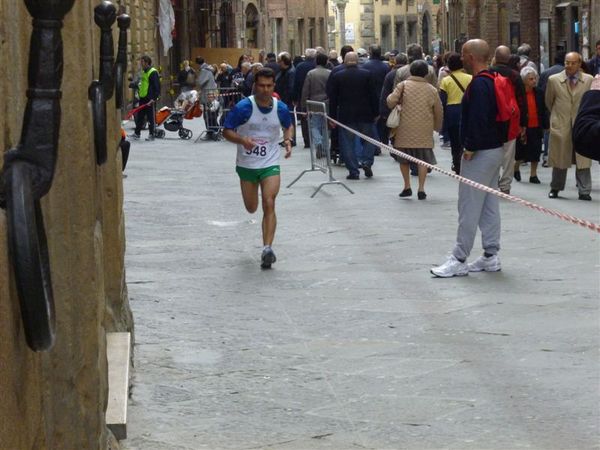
[197,87,245,142]
[287,100,354,197]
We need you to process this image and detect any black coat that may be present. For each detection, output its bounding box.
[573,90,600,161]
[529,87,549,130]
[538,64,564,94]
[328,65,379,124]
[275,66,295,108]
[362,58,390,96]
[265,61,280,75]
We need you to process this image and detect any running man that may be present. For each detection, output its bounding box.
[223,68,293,268]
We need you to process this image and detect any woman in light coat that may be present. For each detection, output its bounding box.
[387,60,443,200]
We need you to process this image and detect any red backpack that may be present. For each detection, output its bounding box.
[477,71,521,142]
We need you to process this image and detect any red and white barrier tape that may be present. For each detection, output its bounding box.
[205,90,243,97]
[125,101,152,120]
[302,110,600,234]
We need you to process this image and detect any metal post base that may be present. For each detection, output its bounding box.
[311,180,354,198]
[286,168,325,188]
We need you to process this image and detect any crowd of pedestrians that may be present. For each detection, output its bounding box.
[186,42,597,199]
[129,40,599,272]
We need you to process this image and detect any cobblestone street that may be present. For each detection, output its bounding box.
[122,117,599,449]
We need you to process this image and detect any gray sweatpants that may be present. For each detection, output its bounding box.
[498,139,516,193]
[453,146,504,261]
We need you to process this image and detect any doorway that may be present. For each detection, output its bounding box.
[245,3,259,48]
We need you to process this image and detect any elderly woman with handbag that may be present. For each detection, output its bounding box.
[387,60,443,200]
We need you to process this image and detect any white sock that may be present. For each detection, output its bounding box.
[263,245,271,251]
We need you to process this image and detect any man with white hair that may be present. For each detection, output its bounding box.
[328,52,379,179]
[356,48,368,65]
[293,48,318,147]
[328,50,340,67]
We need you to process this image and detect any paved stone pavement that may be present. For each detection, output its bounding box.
[122,116,599,450]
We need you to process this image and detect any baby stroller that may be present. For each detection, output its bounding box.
[154,90,201,140]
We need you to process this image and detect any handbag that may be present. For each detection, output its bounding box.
[386,82,405,128]
[449,73,465,92]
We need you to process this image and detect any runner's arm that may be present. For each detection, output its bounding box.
[223,129,255,150]
[282,125,293,158]
[277,102,293,158]
[223,99,255,150]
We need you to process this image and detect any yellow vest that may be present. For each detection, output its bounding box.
[139,67,158,98]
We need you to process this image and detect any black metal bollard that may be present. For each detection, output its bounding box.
[0,0,76,351]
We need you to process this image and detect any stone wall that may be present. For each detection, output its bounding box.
[120,0,159,102]
[0,1,133,449]
[593,0,600,50]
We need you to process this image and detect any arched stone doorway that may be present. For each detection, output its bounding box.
[422,12,430,55]
[245,3,259,48]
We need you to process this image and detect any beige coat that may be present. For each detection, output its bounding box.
[545,70,593,169]
[387,76,443,149]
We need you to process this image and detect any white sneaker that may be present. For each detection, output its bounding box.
[431,255,469,278]
[468,254,501,272]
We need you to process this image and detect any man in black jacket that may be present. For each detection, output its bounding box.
[587,40,600,76]
[292,49,317,147]
[264,52,280,75]
[328,52,379,179]
[326,45,354,163]
[573,75,600,161]
[490,46,528,194]
[275,52,296,145]
[379,53,407,135]
[363,44,391,150]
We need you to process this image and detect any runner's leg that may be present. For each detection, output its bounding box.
[240,179,259,213]
[259,175,280,246]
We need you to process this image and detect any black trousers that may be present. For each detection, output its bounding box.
[135,100,155,136]
[448,124,462,174]
[300,115,310,147]
[120,139,130,171]
[375,118,388,155]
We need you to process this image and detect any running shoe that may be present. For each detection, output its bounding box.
[468,254,501,272]
[261,248,277,269]
[431,255,469,278]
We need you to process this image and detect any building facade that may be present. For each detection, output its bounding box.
[330,0,597,64]
[330,0,377,51]
[330,0,442,54]
[444,0,598,68]
[374,0,442,54]
[117,0,328,103]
